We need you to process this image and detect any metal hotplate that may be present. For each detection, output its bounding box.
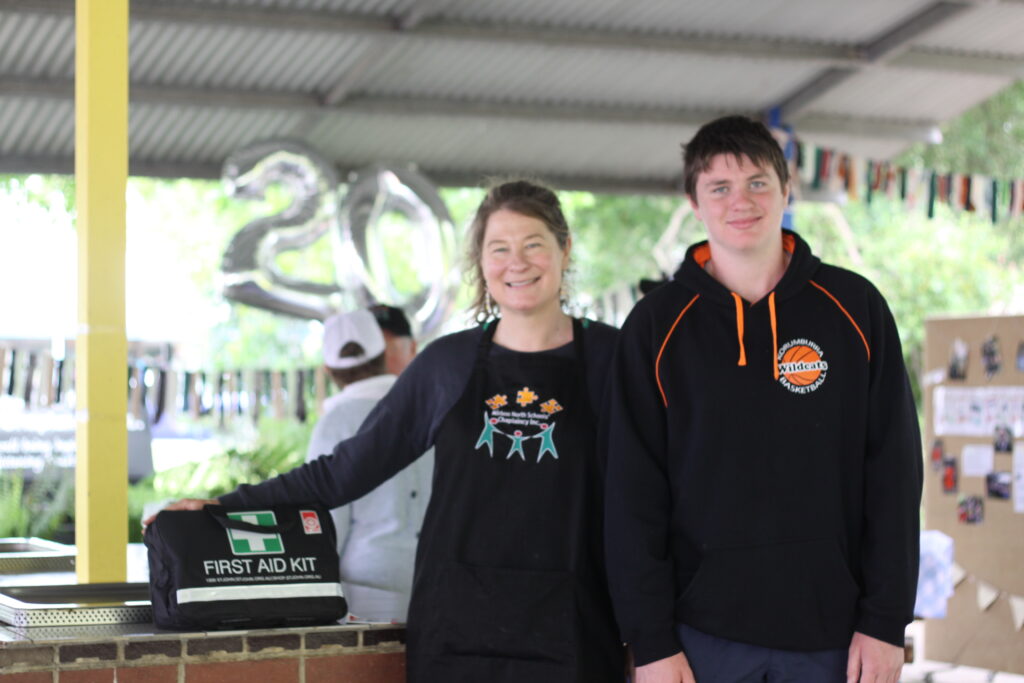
[0,538,76,574]
[0,583,152,628]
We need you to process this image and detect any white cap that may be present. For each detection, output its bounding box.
[322,309,386,369]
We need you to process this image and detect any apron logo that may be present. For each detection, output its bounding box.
[540,399,562,414]
[516,387,538,406]
[226,511,285,555]
[485,394,508,410]
[777,338,829,394]
[476,388,563,462]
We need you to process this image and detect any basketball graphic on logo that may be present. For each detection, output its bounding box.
[777,338,829,394]
[781,345,822,386]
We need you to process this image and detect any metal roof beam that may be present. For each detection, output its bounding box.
[0,77,317,109]
[891,49,1024,78]
[0,0,865,66]
[770,67,859,120]
[773,1,975,118]
[5,0,1022,77]
[320,0,462,107]
[0,77,940,143]
[0,153,856,199]
[789,113,943,144]
[127,2,851,63]
[392,0,460,32]
[858,1,972,62]
[341,95,741,127]
[0,154,683,195]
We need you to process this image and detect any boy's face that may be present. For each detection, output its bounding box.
[688,153,790,259]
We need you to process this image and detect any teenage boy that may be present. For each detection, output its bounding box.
[604,116,922,683]
[307,305,432,622]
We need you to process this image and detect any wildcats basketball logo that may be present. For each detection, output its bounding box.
[777,338,828,394]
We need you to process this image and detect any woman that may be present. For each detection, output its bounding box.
[152,180,624,682]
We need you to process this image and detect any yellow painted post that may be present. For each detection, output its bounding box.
[75,0,129,583]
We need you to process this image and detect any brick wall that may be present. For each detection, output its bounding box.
[0,624,405,682]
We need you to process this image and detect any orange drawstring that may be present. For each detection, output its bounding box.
[730,293,747,366]
[768,292,779,380]
[731,291,779,377]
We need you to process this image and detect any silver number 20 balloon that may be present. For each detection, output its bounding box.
[220,139,458,338]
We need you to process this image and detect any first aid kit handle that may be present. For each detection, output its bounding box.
[204,505,297,534]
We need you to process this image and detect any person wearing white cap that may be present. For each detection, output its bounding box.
[305,306,433,623]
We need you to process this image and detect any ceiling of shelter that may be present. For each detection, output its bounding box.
[1,0,1023,194]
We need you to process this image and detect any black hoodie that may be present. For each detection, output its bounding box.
[603,230,922,667]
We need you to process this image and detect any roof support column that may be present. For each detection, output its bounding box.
[74,0,129,583]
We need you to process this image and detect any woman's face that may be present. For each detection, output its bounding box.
[480,209,570,318]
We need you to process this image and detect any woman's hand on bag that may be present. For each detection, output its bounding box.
[142,498,220,528]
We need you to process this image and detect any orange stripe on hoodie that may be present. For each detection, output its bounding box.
[655,294,701,407]
[809,280,871,360]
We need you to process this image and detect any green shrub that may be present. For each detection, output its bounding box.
[0,465,74,539]
[127,418,313,540]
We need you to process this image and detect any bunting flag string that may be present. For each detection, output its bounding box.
[1011,596,1024,632]
[0,344,327,431]
[976,579,1000,612]
[951,562,967,588]
[949,562,1024,632]
[786,134,1024,224]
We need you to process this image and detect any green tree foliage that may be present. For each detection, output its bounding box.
[126,417,313,541]
[560,192,680,297]
[0,465,74,538]
[126,177,324,369]
[897,80,1024,179]
[150,417,311,499]
[793,199,1021,402]
[0,174,75,217]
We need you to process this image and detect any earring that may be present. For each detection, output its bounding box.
[485,290,497,317]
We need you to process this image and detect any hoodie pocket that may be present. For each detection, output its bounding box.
[679,538,859,650]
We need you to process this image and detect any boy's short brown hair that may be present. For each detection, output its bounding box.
[682,115,789,201]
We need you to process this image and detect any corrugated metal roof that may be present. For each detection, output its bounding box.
[0,13,74,77]
[358,38,826,111]
[806,67,1011,122]
[440,0,935,44]
[130,105,306,161]
[130,23,378,92]
[311,111,692,180]
[0,0,1021,193]
[913,3,1024,55]
[0,97,74,157]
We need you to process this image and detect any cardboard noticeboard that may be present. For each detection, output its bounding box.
[923,315,1024,673]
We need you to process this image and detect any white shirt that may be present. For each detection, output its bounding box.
[306,374,433,622]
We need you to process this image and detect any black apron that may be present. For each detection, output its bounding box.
[406,319,624,683]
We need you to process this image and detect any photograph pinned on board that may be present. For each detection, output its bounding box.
[942,457,958,494]
[981,335,1001,379]
[995,424,1014,453]
[930,438,945,472]
[1017,341,1024,372]
[948,338,969,380]
[957,495,984,524]
[985,471,1012,499]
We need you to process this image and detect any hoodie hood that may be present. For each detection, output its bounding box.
[673,229,821,305]
[671,230,822,379]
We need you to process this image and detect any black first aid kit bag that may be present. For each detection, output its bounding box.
[145,504,348,630]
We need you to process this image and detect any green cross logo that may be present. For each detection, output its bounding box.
[225,511,284,555]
